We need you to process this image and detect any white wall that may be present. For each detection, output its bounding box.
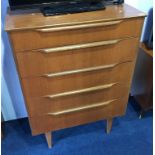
[1,1,27,121]
[1,0,153,121]
[125,0,153,13]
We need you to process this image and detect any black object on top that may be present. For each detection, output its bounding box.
[8,0,124,16]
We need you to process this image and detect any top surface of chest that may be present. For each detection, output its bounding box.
[5,4,145,31]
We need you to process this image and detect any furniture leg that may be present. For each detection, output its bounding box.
[45,132,52,148]
[106,118,113,134]
[139,110,145,119]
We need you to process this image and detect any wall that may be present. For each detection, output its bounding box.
[1,1,27,121]
[1,0,153,121]
[125,0,152,12]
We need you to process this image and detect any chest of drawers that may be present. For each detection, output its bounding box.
[5,4,145,148]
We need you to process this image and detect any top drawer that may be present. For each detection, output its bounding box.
[10,18,144,52]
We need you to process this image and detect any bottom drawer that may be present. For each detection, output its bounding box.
[29,97,128,135]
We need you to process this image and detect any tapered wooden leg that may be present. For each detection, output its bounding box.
[106,118,113,134]
[45,132,52,148]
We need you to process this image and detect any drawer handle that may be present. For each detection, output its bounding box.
[43,63,121,78]
[44,83,117,99]
[36,20,122,32]
[47,99,118,116]
[38,39,121,53]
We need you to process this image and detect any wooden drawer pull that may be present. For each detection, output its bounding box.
[44,83,117,99]
[43,63,120,78]
[36,20,122,32]
[47,99,118,116]
[38,39,121,53]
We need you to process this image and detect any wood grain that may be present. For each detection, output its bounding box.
[5,4,145,138]
[47,99,118,116]
[30,97,128,135]
[9,18,143,52]
[5,4,145,31]
[21,62,134,98]
[140,43,153,57]
[16,38,139,78]
[26,83,130,117]
[45,132,52,148]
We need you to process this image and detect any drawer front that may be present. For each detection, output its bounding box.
[17,38,138,78]
[29,97,128,135]
[22,61,134,98]
[10,18,143,52]
[26,83,130,117]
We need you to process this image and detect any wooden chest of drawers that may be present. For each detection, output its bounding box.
[5,4,145,148]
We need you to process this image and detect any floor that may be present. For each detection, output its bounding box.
[2,97,153,155]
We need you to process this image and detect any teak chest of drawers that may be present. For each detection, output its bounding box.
[5,4,145,148]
